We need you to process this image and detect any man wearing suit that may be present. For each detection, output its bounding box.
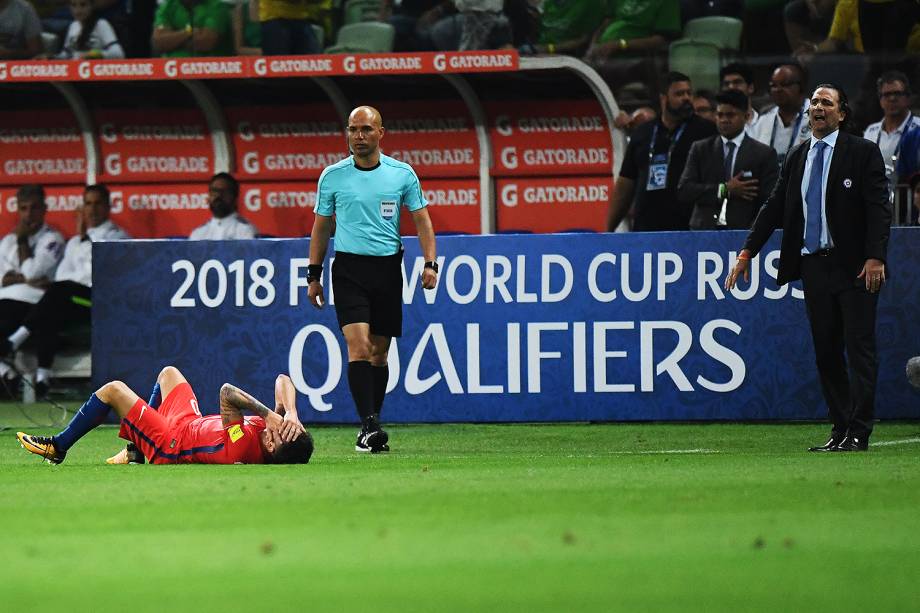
[678,90,778,230]
[725,84,890,452]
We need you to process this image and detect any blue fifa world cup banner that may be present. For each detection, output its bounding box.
[93,229,920,422]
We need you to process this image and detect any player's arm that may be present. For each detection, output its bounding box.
[273,374,305,441]
[219,382,283,432]
[307,213,333,308]
[410,207,437,290]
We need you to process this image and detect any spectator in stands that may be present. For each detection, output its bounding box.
[613,105,658,136]
[679,0,743,23]
[782,0,835,54]
[678,90,778,230]
[427,0,511,50]
[0,0,43,58]
[379,0,444,52]
[225,0,260,54]
[750,62,811,165]
[255,0,321,55]
[584,0,680,64]
[0,185,128,398]
[720,62,760,129]
[0,185,64,392]
[863,71,920,192]
[517,0,604,57]
[56,0,125,58]
[606,71,717,232]
[692,89,716,122]
[151,0,233,57]
[190,173,258,240]
[798,0,920,59]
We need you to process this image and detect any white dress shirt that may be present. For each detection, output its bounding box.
[863,113,920,173]
[55,220,130,287]
[800,130,839,254]
[751,99,811,157]
[0,224,65,303]
[189,213,257,240]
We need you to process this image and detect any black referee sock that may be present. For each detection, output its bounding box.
[372,364,388,417]
[348,360,375,424]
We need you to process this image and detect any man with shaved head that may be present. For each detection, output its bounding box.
[308,106,438,453]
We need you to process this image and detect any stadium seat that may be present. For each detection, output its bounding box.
[343,0,382,24]
[41,31,59,55]
[668,39,721,92]
[312,23,325,48]
[682,16,743,51]
[325,22,395,53]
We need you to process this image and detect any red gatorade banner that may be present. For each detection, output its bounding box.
[227,106,347,181]
[240,182,315,237]
[374,101,478,178]
[0,110,86,185]
[0,51,518,83]
[96,110,213,183]
[495,176,611,233]
[107,183,210,237]
[487,100,612,177]
[0,184,85,238]
[399,179,480,235]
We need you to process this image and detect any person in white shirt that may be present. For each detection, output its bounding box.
[55,0,125,59]
[863,70,920,192]
[750,63,812,164]
[719,62,761,133]
[189,173,258,240]
[0,184,128,396]
[0,184,65,389]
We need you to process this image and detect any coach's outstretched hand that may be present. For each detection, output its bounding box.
[308,281,325,308]
[724,250,751,290]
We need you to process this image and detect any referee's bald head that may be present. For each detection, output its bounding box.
[349,106,383,128]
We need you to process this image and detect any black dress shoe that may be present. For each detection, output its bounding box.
[834,435,869,451]
[808,435,845,452]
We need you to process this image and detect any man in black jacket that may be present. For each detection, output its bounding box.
[725,84,890,452]
[678,90,778,230]
[606,71,717,232]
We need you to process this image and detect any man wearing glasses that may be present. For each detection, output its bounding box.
[863,71,920,195]
[750,63,811,164]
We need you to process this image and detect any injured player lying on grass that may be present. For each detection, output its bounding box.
[17,366,313,465]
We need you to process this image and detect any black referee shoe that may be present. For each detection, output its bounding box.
[355,428,389,453]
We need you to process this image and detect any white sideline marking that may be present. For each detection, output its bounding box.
[611,448,720,455]
[872,437,920,447]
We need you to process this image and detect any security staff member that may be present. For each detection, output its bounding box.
[307,105,438,453]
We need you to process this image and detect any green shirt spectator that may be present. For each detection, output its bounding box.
[152,0,232,57]
[538,0,609,53]
[597,0,679,43]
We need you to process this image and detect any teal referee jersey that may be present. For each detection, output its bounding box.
[315,153,428,256]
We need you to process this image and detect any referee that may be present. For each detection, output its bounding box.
[308,106,438,453]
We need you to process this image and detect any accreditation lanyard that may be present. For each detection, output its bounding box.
[875,113,913,163]
[769,108,804,153]
[646,121,687,191]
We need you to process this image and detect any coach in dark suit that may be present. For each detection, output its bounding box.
[725,83,890,452]
[678,90,779,229]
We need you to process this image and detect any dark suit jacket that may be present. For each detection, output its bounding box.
[742,130,890,285]
[677,134,779,230]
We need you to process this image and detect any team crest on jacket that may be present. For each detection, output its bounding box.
[843,178,853,189]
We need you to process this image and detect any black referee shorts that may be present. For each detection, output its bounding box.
[332,250,404,338]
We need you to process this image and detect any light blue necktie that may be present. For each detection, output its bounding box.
[804,140,827,252]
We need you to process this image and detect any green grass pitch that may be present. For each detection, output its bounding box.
[1,403,919,612]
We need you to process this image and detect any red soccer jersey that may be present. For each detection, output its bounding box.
[178,415,267,464]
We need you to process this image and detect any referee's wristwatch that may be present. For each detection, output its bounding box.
[424,260,439,273]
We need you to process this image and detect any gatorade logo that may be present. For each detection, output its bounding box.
[343,56,356,73]
[253,58,267,76]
